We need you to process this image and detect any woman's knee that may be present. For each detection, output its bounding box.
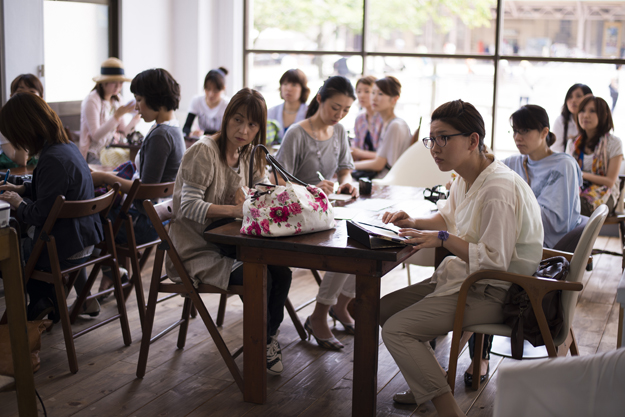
[380,293,401,327]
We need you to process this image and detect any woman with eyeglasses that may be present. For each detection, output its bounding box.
[464,104,585,389]
[379,100,543,415]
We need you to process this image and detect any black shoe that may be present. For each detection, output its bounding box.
[464,364,489,387]
[27,297,55,321]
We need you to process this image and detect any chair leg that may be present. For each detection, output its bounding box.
[569,328,579,356]
[129,249,147,330]
[405,263,411,286]
[190,303,197,318]
[619,220,625,270]
[311,269,323,286]
[285,297,306,340]
[471,333,484,390]
[136,255,162,378]
[448,331,473,395]
[110,261,132,346]
[216,293,228,327]
[53,277,79,374]
[69,264,101,324]
[177,297,193,349]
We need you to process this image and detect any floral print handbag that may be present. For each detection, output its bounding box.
[241,145,335,237]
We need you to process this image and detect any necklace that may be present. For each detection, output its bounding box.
[308,118,319,141]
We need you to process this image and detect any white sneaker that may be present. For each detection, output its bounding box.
[266,330,283,375]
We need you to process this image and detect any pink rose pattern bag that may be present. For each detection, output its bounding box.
[240,145,335,237]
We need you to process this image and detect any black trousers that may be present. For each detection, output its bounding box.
[229,264,292,344]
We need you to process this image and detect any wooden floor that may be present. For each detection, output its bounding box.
[0,235,621,417]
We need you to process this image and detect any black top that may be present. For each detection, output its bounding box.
[17,141,103,268]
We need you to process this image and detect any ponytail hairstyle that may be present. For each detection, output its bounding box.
[575,95,614,152]
[214,88,267,176]
[510,104,555,147]
[204,67,228,91]
[305,76,356,119]
[431,100,486,152]
[374,75,401,98]
[561,83,592,141]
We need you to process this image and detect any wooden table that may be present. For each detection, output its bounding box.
[0,227,38,416]
[204,185,432,416]
[1,166,34,177]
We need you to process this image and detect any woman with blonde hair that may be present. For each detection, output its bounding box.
[79,57,140,163]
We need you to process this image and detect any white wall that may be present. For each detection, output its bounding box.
[2,0,44,103]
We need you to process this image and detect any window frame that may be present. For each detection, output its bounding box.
[243,0,625,150]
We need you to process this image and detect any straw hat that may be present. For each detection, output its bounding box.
[92,57,132,83]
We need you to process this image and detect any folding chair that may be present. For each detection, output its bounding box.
[102,179,175,327]
[1,185,131,374]
[136,199,246,387]
[595,175,625,269]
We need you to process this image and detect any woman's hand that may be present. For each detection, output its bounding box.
[234,186,248,205]
[398,229,441,249]
[382,210,415,228]
[0,183,25,196]
[191,129,204,138]
[0,191,24,209]
[338,182,358,197]
[114,101,136,120]
[316,180,335,196]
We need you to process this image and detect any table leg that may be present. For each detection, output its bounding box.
[1,228,38,416]
[352,274,381,417]
[243,262,267,404]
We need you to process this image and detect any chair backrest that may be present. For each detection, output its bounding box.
[142,199,190,281]
[372,140,452,187]
[410,116,422,146]
[557,204,608,344]
[113,179,175,235]
[614,175,625,214]
[25,184,120,278]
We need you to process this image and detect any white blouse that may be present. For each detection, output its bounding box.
[430,157,544,297]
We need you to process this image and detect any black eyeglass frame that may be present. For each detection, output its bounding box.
[422,132,471,149]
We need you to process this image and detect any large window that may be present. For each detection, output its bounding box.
[244,0,625,155]
[43,0,118,103]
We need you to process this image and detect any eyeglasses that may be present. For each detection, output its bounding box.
[422,132,470,149]
[510,128,531,136]
[423,185,449,204]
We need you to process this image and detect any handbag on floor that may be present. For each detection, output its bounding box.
[240,144,335,237]
[0,320,51,376]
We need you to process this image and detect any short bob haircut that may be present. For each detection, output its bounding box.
[10,74,44,97]
[204,67,228,91]
[130,68,181,112]
[215,88,267,175]
[510,104,556,147]
[279,69,310,104]
[575,95,614,151]
[0,93,70,155]
[375,76,401,97]
[431,99,486,152]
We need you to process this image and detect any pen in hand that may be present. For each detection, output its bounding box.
[0,169,9,195]
[316,171,339,194]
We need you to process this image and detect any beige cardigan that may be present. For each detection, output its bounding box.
[166,136,266,290]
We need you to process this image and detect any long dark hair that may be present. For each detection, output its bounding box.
[214,88,267,175]
[561,83,592,141]
[575,95,613,152]
[510,105,555,147]
[305,76,356,119]
[431,99,486,152]
[0,93,69,155]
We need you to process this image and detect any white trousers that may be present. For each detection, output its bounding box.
[315,272,356,305]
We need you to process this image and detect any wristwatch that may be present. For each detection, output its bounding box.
[438,230,449,247]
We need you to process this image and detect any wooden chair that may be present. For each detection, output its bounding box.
[137,199,304,384]
[102,179,175,328]
[595,175,625,269]
[446,204,609,393]
[2,185,131,374]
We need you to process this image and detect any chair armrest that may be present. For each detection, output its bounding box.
[543,248,592,268]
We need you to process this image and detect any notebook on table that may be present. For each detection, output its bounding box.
[346,220,411,249]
